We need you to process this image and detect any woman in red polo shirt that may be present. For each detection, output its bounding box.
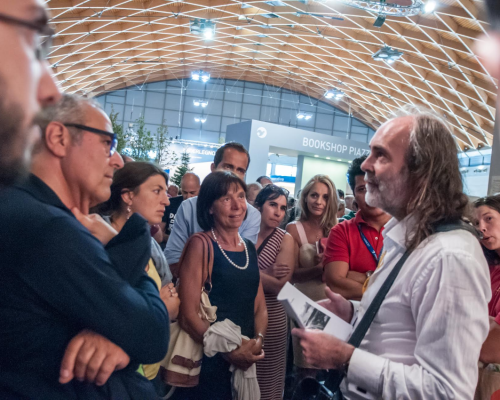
[474,195,500,365]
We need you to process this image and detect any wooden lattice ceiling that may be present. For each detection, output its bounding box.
[46,0,497,150]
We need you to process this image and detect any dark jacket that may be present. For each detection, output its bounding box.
[0,175,169,399]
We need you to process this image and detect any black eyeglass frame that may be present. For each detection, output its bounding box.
[0,13,55,60]
[64,123,118,157]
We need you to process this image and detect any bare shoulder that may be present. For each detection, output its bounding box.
[282,231,294,246]
[285,222,300,244]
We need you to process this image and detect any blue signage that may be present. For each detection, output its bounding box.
[271,175,296,183]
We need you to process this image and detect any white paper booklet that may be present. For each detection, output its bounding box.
[277,282,353,341]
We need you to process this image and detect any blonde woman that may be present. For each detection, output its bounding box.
[286,174,338,379]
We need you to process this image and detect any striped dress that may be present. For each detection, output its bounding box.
[256,228,288,400]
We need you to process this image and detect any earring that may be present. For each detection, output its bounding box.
[126,205,132,220]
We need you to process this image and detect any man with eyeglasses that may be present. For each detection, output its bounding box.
[0,94,171,399]
[0,0,60,187]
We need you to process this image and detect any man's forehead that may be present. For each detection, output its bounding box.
[221,148,248,163]
[371,116,413,149]
[87,105,112,126]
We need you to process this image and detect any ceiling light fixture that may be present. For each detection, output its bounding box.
[194,116,207,123]
[190,19,216,40]
[424,0,436,13]
[193,99,209,107]
[191,70,210,82]
[325,0,424,27]
[372,46,404,64]
[297,112,313,120]
[325,88,345,100]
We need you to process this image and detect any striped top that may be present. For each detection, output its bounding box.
[256,228,288,400]
[258,228,286,271]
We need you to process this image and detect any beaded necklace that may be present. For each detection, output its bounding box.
[211,228,249,270]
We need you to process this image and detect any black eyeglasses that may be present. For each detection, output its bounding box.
[0,13,54,60]
[64,123,118,157]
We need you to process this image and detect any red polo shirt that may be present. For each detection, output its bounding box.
[323,212,385,273]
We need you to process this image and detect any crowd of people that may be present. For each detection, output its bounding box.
[1,0,500,399]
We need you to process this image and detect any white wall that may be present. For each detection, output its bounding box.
[300,157,349,194]
[462,168,489,197]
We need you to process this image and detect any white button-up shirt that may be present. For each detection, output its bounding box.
[342,216,491,400]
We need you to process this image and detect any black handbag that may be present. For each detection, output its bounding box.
[291,220,478,400]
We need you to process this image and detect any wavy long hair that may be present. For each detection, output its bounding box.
[299,174,338,237]
[394,105,469,251]
[473,195,500,265]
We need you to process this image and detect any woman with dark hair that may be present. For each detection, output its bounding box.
[178,170,268,399]
[474,195,500,364]
[254,185,296,400]
[100,161,179,380]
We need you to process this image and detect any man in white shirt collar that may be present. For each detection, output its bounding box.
[293,105,491,399]
[165,142,261,276]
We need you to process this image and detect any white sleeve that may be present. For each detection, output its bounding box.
[240,204,261,244]
[347,252,490,399]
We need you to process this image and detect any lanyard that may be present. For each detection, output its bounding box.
[357,224,382,263]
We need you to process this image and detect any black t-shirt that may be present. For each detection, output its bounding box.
[162,195,184,236]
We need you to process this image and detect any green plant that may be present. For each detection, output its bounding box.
[109,106,126,154]
[171,151,192,186]
[125,115,154,161]
[155,121,179,168]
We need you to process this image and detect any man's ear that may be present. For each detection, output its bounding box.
[44,122,72,158]
[210,162,215,173]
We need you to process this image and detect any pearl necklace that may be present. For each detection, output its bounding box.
[211,228,249,270]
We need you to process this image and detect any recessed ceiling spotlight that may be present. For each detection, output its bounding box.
[314,155,319,158]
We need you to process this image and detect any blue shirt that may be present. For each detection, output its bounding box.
[0,175,169,399]
[164,196,261,265]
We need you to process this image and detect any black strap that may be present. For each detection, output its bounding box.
[324,220,479,392]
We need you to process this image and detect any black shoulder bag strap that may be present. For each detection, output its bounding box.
[324,220,479,394]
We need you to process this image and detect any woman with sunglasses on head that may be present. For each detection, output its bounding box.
[253,185,296,400]
[474,195,500,366]
[98,162,179,382]
[286,174,339,380]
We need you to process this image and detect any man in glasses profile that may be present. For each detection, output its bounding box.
[0,93,171,399]
[0,0,60,187]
